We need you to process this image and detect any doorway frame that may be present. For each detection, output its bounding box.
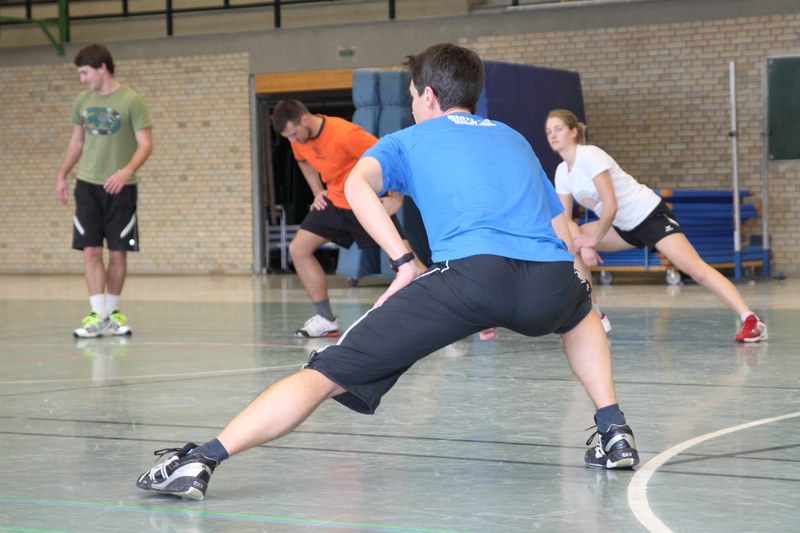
[251,68,356,273]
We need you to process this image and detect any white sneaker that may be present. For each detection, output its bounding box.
[74,312,108,338]
[600,313,612,333]
[295,314,339,338]
[104,309,132,336]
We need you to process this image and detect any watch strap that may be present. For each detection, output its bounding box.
[388,252,416,272]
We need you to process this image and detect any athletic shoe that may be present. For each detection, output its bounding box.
[735,314,767,343]
[295,314,339,338]
[105,309,132,336]
[600,313,612,333]
[585,423,639,469]
[136,442,218,500]
[74,312,108,338]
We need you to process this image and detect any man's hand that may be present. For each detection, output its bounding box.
[578,245,603,267]
[573,233,604,267]
[310,190,329,211]
[54,177,69,205]
[572,232,597,251]
[104,168,132,195]
[373,262,418,308]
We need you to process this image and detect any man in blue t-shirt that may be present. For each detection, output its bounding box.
[135,43,639,501]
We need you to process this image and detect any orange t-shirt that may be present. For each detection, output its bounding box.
[291,115,378,210]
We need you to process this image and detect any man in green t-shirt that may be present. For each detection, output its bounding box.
[54,43,152,338]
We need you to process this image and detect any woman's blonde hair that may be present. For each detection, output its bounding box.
[546,109,587,144]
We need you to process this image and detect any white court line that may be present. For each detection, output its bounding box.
[0,364,300,386]
[628,410,800,532]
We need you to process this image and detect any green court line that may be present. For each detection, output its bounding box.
[0,526,67,533]
[0,496,468,533]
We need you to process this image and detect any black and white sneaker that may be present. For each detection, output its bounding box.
[585,423,639,469]
[136,442,218,500]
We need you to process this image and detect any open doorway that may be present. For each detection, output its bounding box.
[258,89,355,273]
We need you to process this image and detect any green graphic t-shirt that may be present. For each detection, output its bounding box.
[71,84,151,185]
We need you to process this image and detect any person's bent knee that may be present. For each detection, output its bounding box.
[289,234,321,260]
[562,309,602,338]
[302,368,346,398]
[288,239,309,261]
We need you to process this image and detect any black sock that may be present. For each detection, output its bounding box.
[595,403,626,433]
[194,438,230,464]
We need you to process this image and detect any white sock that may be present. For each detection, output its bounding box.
[89,294,106,318]
[106,294,121,314]
[740,312,755,322]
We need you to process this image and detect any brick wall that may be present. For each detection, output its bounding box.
[2,6,800,276]
[0,53,253,274]
[464,13,800,276]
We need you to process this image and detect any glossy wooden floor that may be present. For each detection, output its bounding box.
[1,272,798,532]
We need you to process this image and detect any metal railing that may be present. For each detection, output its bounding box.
[0,0,400,55]
[0,0,576,56]
[0,0,67,54]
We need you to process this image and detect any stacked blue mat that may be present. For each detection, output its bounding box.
[335,68,429,283]
[583,189,764,270]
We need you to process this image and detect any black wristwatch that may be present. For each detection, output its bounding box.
[388,252,416,272]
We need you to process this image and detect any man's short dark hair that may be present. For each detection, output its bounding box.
[74,43,115,75]
[403,43,485,114]
[272,100,310,133]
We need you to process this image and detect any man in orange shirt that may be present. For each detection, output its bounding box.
[273,100,418,338]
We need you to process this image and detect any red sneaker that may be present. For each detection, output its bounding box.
[735,314,767,343]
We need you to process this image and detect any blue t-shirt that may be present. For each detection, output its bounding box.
[364,113,572,263]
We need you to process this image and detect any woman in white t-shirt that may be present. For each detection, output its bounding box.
[545,109,766,343]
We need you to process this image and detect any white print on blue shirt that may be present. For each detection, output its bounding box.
[446,115,497,127]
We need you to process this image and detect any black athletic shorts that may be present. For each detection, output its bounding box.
[305,254,592,414]
[72,179,139,251]
[614,200,682,250]
[300,200,406,248]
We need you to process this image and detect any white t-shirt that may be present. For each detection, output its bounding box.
[554,144,661,231]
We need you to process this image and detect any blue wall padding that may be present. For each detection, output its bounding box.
[337,68,424,281]
[352,106,381,137]
[352,69,381,107]
[476,85,489,118]
[376,70,429,267]
[378,70,414,137]
[479,60,585,181]
[352,69,381,136]
[378,106,413,138]
[378,69,412,106]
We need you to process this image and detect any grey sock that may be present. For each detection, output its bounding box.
[313,299,335,322]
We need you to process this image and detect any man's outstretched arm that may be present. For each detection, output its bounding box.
[345,157,418,305]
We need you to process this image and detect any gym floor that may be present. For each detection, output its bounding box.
[1,272,797,532]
